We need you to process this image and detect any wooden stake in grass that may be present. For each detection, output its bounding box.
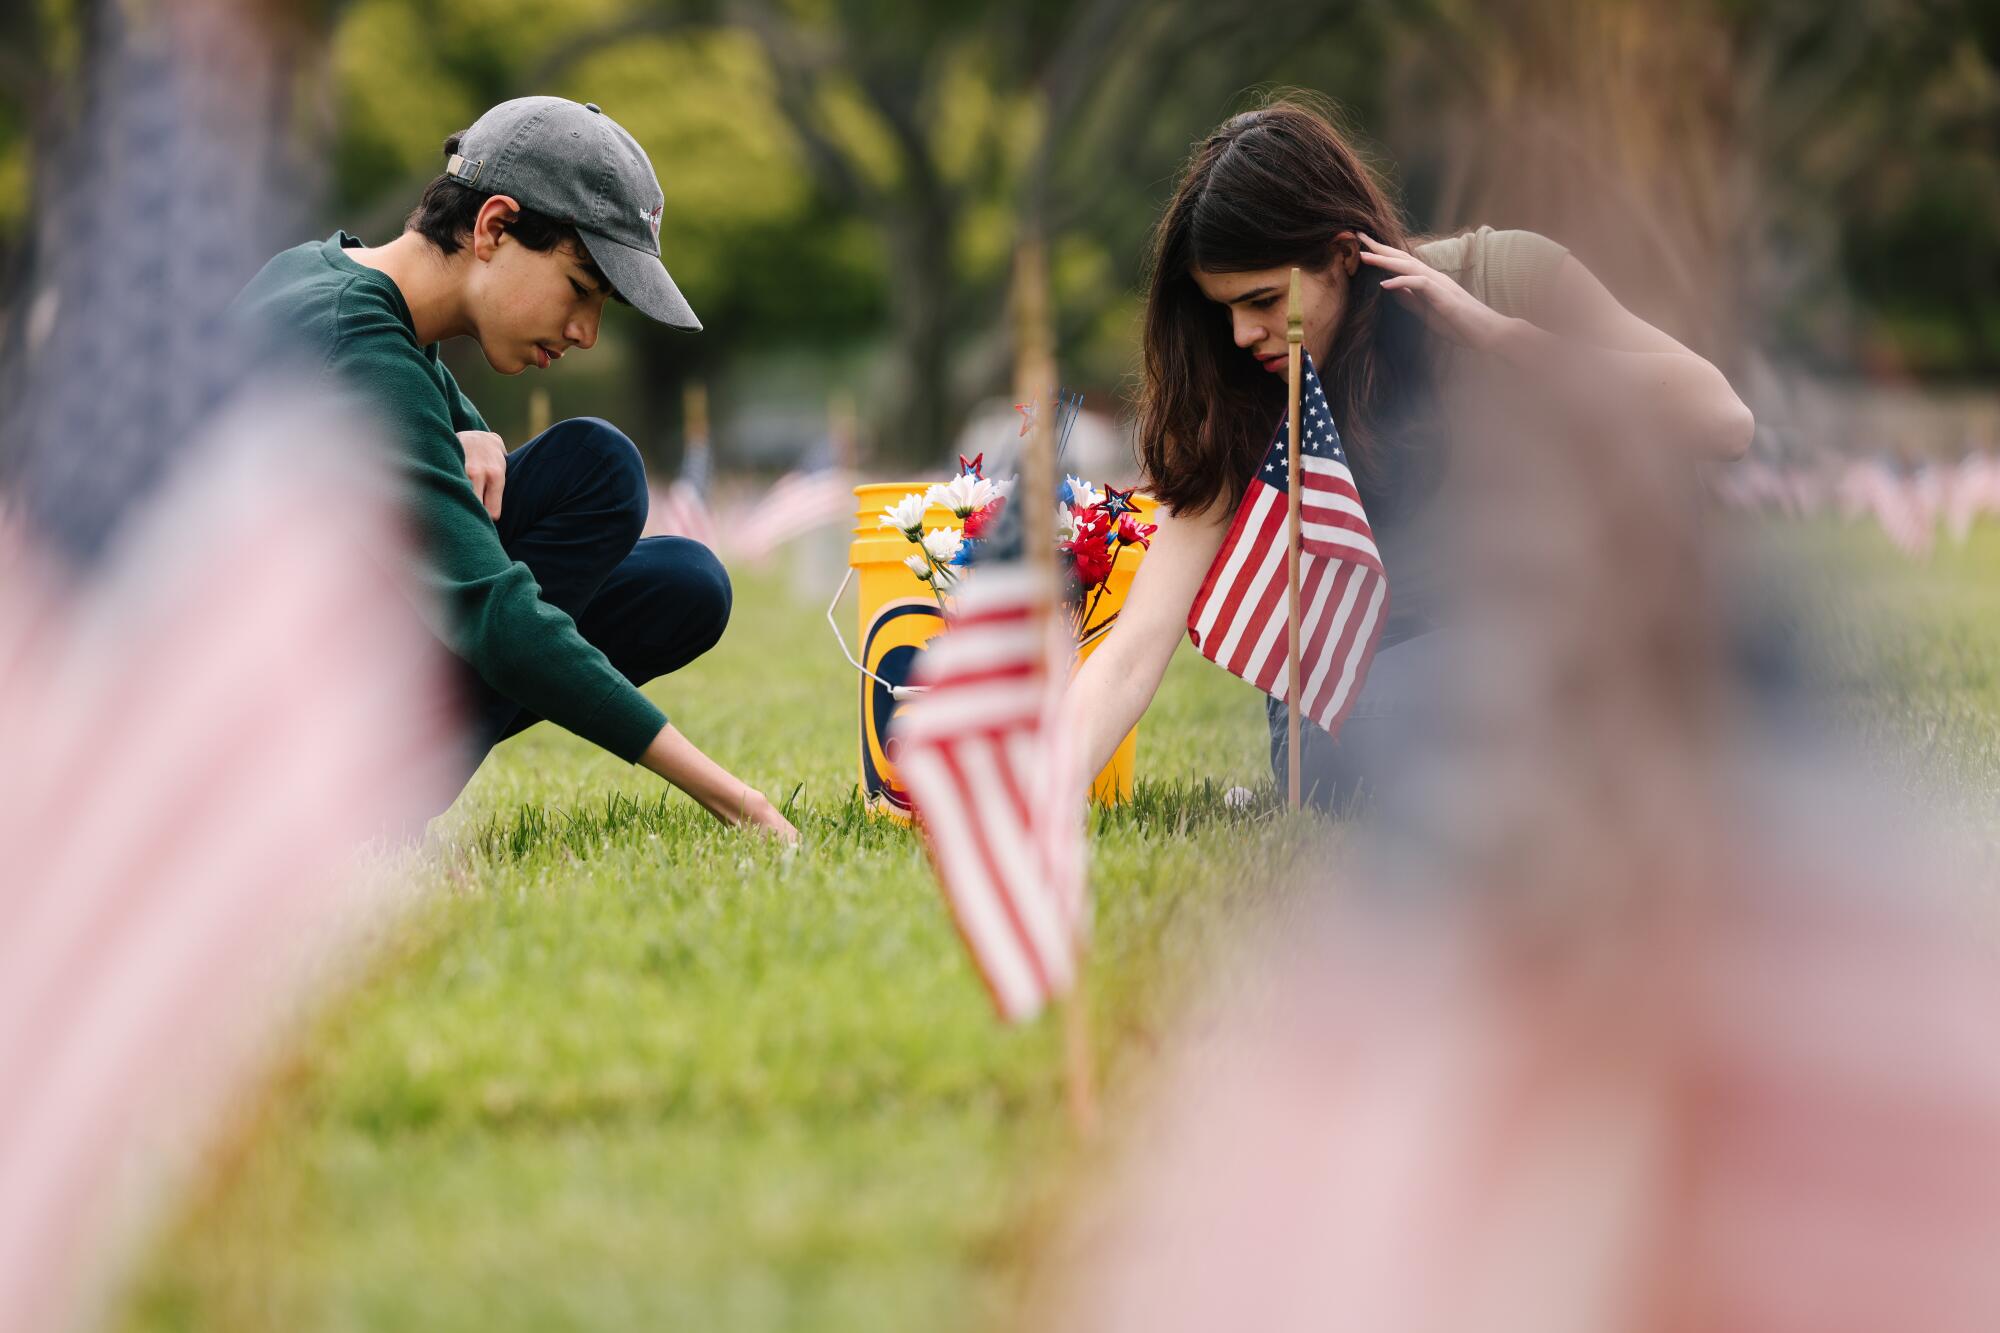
[684,380,709,448]
[1012,236,1098,1137]
[1286,267,1305,811]
[828,389,858,472]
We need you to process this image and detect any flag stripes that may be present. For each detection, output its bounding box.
[730,467,856,563]
[893,566,1081,1023]
[0,415,461,1330]
[1186,355,1388,740]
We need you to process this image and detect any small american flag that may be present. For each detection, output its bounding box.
[1840,458,1934,559]
[893,565,1084,1023]
[646,435,717,548]
[1186,355,1388,738]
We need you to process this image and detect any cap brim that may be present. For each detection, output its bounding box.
[577,230,701,331]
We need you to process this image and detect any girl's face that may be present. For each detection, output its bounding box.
[1190,233,1359,374]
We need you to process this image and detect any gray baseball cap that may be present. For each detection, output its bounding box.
[445,95,700,331]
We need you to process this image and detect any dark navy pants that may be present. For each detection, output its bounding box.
[1267,628,1449,813]
[459,416,731,767]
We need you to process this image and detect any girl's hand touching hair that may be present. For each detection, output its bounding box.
[1357,233,1517,353]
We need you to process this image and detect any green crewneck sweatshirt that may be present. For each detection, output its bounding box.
[232,231,667,760]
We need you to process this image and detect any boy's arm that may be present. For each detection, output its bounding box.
[334,304,791,836]
[640,724,797,839]
[439,361,490,434]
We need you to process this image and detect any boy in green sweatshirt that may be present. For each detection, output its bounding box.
[236,96,795,839]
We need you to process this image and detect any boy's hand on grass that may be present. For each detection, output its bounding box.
[640,723,800,845]
[737,791,801,844]
[457,430,508,519]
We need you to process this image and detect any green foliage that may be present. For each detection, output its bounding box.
[330,1,486,206]
[1,1,1997,446]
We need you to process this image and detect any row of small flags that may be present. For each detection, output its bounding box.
[645,436,858,563]
[1714,454,2000,557]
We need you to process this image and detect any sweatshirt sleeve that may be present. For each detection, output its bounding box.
[441,363,491,435]
[331,289,666,761]
[1475,227,1570,324]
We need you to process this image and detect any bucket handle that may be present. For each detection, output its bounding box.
[826,567,927,700]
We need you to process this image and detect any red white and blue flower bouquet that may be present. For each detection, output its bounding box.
[834,454,1157,815]
[875,456,1157,650]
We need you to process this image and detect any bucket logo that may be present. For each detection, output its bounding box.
[859,599,946,816]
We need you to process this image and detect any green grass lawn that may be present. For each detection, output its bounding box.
[113,522,2000,1332]
[113,547,1322,1333]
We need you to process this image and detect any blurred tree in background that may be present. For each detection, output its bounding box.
[2,0,1994,465]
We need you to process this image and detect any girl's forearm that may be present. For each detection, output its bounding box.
[1069,632,1169,783]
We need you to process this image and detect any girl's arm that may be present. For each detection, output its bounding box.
[1360,234,1754,461]
[1068,499,1232,782]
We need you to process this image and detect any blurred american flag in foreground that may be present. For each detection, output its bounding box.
[0,404,463,1331]
[0,2,462,1324]
[893,565,1086,1023]
[1032,350,2000,1332]
[1035,857,2000,1333]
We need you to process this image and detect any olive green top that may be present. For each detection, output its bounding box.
[1372,226,1571,646]
[1413,225,1571,324]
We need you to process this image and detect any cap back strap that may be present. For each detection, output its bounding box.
[445,153,482,186]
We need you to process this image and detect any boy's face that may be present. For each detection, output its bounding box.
[464,202,614,375]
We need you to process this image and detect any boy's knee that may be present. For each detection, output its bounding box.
[552,417,648,534]
[680,541,732,649]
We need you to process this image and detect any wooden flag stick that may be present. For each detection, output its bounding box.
[1013,236,1097,1136]
[828,389,858,471]
[1013,241,1056,563]
[684,380,709,447]
[1285,267,1304,810]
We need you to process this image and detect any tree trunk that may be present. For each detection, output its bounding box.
[877,194,958,464]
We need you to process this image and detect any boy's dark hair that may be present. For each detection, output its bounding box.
[406,132,621,298]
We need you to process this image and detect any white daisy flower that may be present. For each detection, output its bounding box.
[1055,502,1078,545]
[903,553,935,583]
[921,526,964,564]
[879,492,928,539]
[927,473,994,518]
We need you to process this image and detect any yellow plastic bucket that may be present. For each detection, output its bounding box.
[849,481,1154,817]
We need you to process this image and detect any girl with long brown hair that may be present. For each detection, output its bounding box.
[1070,96,1752,808]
